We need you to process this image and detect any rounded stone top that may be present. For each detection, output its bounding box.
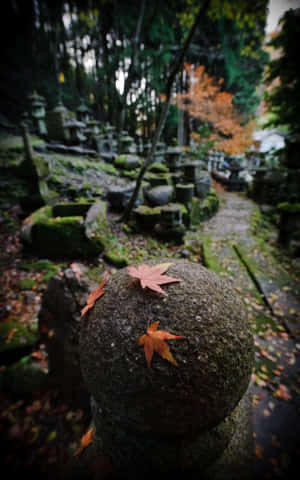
[79,258,253,438]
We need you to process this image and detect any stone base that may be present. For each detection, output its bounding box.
[90,384,253,479]
[203,383,254,480]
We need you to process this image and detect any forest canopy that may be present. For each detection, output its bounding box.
[1,0,268,141]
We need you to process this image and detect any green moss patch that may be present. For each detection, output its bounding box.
[21,259,66,283]
[0,134,45,152]
[31,216,104,258]
[190,189,219,226]
[202,236,226,275]
[148,162,169,173]
[103,251,129,268]
[0,322,38,355]
[18,278,35,290]
[277,202,300,214]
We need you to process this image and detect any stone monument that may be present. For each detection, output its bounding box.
[79,258,254,479]
[28,90,47,136]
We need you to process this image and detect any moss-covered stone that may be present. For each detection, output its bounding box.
[80,258,253,474]
[84,200,110,239]
[0,321,38,355]
[190,189,219,225]
[53,202,94,217]
[21,201,110,259]
[148,162,169,174]
[0,134,45,152]
[145,172,172,187]
[134,205,162,229]
[114,154,141,170]
[103,251,129,268]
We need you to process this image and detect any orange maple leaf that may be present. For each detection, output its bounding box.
[127,263,181,296]
[73,425,95,457]
[138,321,183,368]
[81,271,108,317]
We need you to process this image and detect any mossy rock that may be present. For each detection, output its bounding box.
[115,154,141,170]
[32,216,104,258]
[145,172,172,187]
[122,169,139,179]
[2,355,47,396]
[21,202,108,259]
[0,134,45,152]
[0,321,39,363]
[103,251,129,268]
[134,205,161,229]
[148,162,169,174]
[53,202,94,217]
[190,191,219,225]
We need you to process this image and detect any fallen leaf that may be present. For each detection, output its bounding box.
[274,384,292,401]
[81,271,108,317]
[6,327,18,343]
[73,426,96,457]
[255,444,264,459]
[138,321,183,367]
[127,263,181,296]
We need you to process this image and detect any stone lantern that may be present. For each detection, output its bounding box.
[45,100,69,142]
[154,204,186,242]
[29,90,47,136]
[119,134,136,154]
[79,258,254,478]
[183,161,211,199]
[64,120,86,145]
[76,100,90,123]
[165,147,182,171]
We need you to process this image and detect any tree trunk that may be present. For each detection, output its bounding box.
[118,0,146,134]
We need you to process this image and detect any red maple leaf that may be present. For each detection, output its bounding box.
[127,263,181,296]
[138,321,183,367]
[81,271,108,317]
[73,426,95,457]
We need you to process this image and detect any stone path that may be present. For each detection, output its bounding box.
[201,191,300,480]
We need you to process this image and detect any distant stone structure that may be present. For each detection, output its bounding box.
[28,91,47,136]
[45,101,69,143]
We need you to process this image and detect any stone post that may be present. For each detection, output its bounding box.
[21,122,35,167]
[79,259,254,479]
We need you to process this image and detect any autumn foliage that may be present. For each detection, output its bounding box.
[81,271,108,317]
[174,64,254,154]
[138,321,183,368]
[127,263,181,297]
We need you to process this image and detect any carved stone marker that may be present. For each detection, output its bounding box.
[79,258,254,479]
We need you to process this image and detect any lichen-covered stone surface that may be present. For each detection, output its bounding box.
[39,264,96,409]
[80,258,253,446]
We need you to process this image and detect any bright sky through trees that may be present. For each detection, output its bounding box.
[266,0,300,32]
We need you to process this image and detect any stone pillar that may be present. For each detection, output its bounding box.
[21,122,35,166]
[79,259,254,479]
